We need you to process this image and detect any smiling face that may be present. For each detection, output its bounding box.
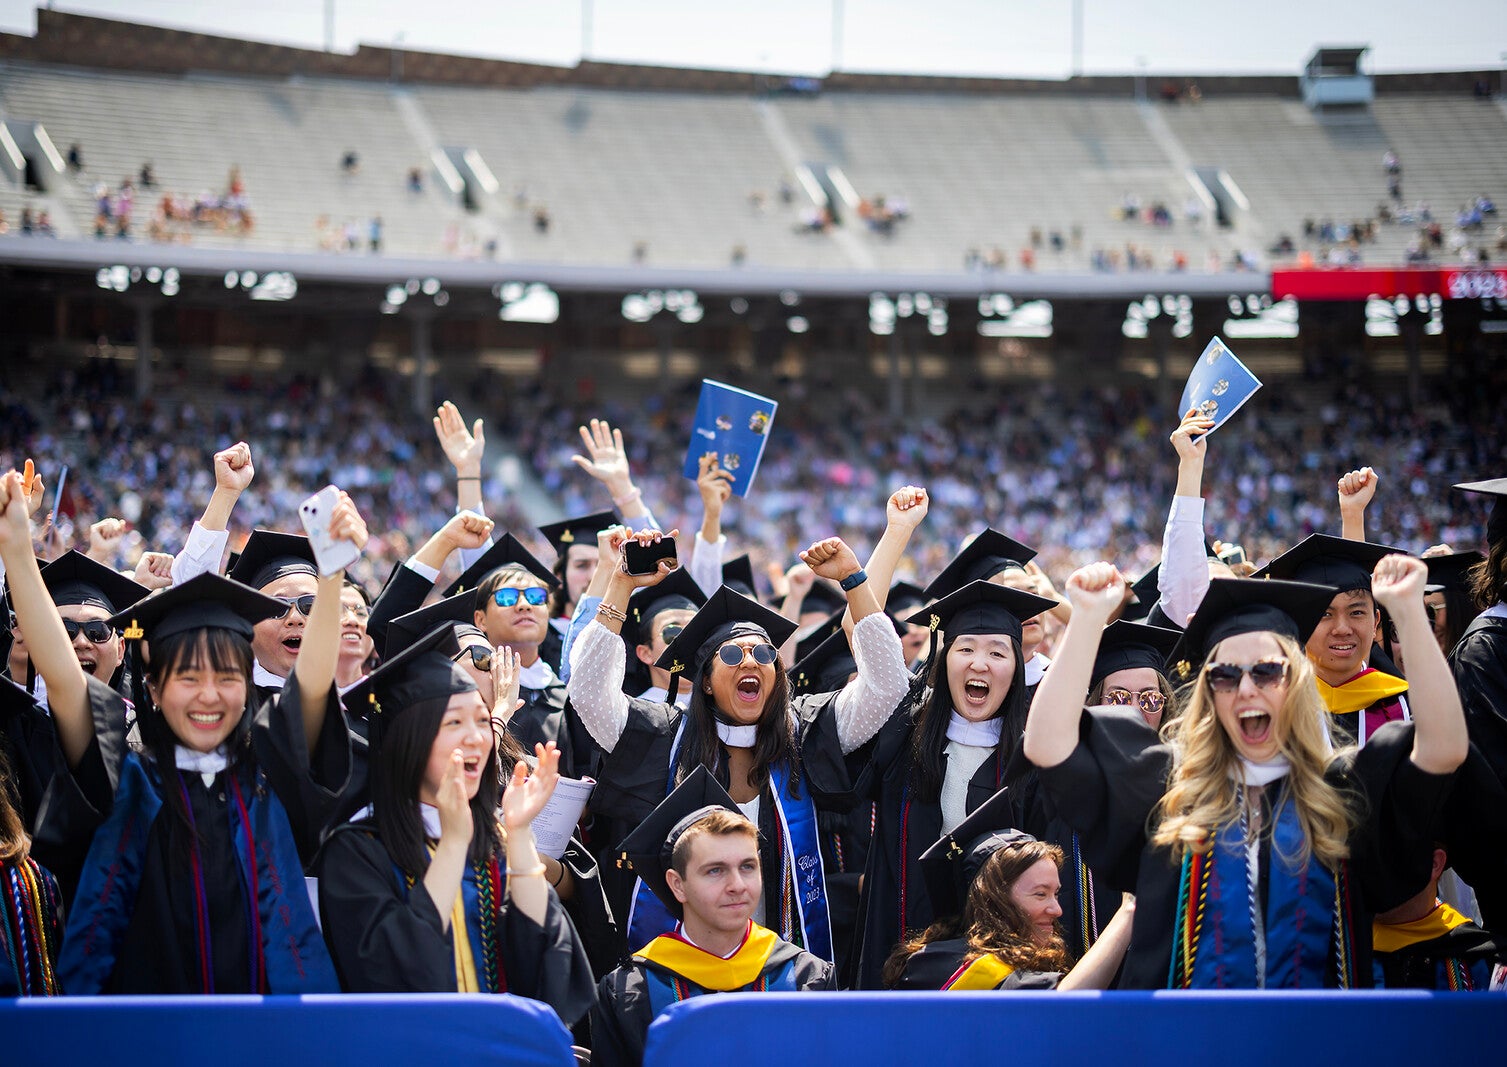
[148,632,252,754]
[475,571,548,662]
[705,635,778,725]
[57,603,124,681]
[562,544,599,610]
[1099,666,1168,730]
[249,572,318,679]
[945,632,1016,723]
[667,827,761,941]
[1208,631,1290,763]
[1008,857,1064,946]
[991,569,1045,651]
[418,690,494,806]
[1306,589,1378,686]
[336,586,374,682]
[453,635,496,707]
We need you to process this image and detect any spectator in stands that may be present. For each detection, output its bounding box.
[341,150,360,176]
[1049,230,1065,252]
[34,212,54,238]
[407,167,424,194]
[632,240,648,263]
[369,216,383,254]
[731,244,747,267]
[139,162,155,188]
[66,143,82,172]
[533,206,550,235]
[1383,149,1401,176]
[0,209,8,236]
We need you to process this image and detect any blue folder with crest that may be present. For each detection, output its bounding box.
[1180,337,1262,436]
[682,380,778,498]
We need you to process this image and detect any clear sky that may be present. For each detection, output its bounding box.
[1,1,1502,78]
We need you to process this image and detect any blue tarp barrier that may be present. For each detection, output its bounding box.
[644,991,1507,1067]
[4,994,576,1067]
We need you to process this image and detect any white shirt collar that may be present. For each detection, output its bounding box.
[252,662,287,690]
[419,803,443,840]
[637,683,691,709]
[716,722,759,748]
[1235,755,1291,787]
[946,711,1002,747]
[175,744,229,786]
[518,657,558,692]
[1024,652,1050,688]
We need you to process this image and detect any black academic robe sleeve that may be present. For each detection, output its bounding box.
[0,687,60,831]
[318,826,597,1024]
[591,966,653,1067]
[253,681,353,863]
[366,561,439,651]
[1450,617,1507,775]
[793,690,863,812]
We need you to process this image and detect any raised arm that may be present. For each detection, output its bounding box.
[1371,554,1467,774]
[1160,408,1217,626]
[434,400,489,525]
[501,743,562,925]
[291,491,368,752]
[1058,894,1135,990]
[1337,467,1378,542]
[0,469,92,766]
[173,441,254,585]
[85,517,127,568]
[687,452,733,595]
[1022,563,1124,769]
[571,418,659,529]
[841,486,928,639]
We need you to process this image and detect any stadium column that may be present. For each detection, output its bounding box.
[132,296,156,400]
[410,307,434,416]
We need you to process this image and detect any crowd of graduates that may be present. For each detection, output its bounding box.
[1,381,1505,1064]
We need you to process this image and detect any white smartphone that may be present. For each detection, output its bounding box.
[299,485,362,577]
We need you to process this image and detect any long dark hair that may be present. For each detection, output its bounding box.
[674,655,799,798]
[907,632,1027,804]
[134,627,256,836]
[1469,541,1507,611]
[372,694,502,879]
[0,746,28,864]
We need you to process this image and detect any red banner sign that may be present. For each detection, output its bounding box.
[1272,267,1507,302]
[1442,269,1507,300]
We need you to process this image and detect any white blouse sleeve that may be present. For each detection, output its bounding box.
[565,619,632,752]
[833,612,912,754]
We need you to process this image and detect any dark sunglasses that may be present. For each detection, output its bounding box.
[63,618,118,644]
[1103,688,1167,714]
[341,602,371,620]
[493,586,549,608]
[1424,603,1440,623]
[1204,659,1289,693]
[717,642,778,667]
[658,623,685,645]
[454,646,493,673]
[274,595,317,619]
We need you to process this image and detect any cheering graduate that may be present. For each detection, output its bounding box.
[2,472,363,994]
[1372,844,1506,991]
[539,510,622,674]
[1023,562,1468,989]
[887,790,1133,991]
[622,569,709,705]
[1257,534,1410,747]
[317,626,595,1020]
[1422,550,1484,658]
[592,767,833,1067]
[849,578,1057,989]
[227,529,327,702]
[1,744,61,996]
[568,508,918,962]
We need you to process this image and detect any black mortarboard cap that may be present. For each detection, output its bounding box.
[442,532,559,598]
[110,572,287,644]
[1090,620,1183,688]
[628,568,708,646]
[537,510,619,559]
[227,530,318,590]
[343,623,477,738]
[39,550,150,614]
[920,787,1035,921]
[654,586,798,679]
[1254,533,1400,593]
[1165,577,1337,684]
[386,592,485,660]
[799,580,846,618]
[1121,564,1162,623]
[924,529,1038,600]
[906,580,1057,643]
[1425,551,1485,594]
[616,765,742,919]
[793,606,847,665]
[721,555,757,599]
[1454,478,1507,544]
[887,581,928,619]
[790,627,858,697]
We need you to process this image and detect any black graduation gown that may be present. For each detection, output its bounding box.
[1447,614,1507,929]
[539,621,567,677]
[818,800,874,979]
[32,675,351,992]
[846,701,1012,990]
[892,937,1060,990]
[588,690,856,963]
[365,559,437,653]
[316,822,595,1026]
[513,676,593,783]
[1375,917,1506,990]
[591,936,832,1067]
[1034,707,1455,989]
[0,681,60,830]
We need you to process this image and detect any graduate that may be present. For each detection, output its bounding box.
[1372,843,1506,991]
[624,568,708,705]
[539,510,621,674]
[1422,550,1484,658]
[1256,534,1409,747]
[1023,562,1468,989]
[0,744,61,996]
[2,472,362,994]
[568,522,914,963]
[591,766,833,1067]
[226,529,324,702]
[317,625,595,1022]
[849,578,1056,989]
[887,789,1133,991]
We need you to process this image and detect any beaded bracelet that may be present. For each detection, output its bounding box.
[595,602,628,625]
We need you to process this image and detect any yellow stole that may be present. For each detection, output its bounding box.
[943,953,1016,991]
[425,844,481,993]
[1316,669,1408,717]
[1372,902,1474,955]
[634,923,779,991]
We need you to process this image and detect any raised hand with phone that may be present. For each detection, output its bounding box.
[291,487,369,750]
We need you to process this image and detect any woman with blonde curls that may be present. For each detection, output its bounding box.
[1023,559,1467,989]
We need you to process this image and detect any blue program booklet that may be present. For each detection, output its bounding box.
[1180,336,1262,436]
[682,380,778,498]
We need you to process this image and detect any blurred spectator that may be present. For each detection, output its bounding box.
[66,143,83,172]
[533,206,551,235]
[408,167,424,194]
[369,216,383,254]
[341,150,360,175]
[139,162,155,188]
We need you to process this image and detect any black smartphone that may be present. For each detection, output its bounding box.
[624,536,677,576]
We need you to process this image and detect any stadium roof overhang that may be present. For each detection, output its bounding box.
[0,239,1271,302]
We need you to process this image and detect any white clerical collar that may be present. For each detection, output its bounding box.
[716,721,759,748]
[175,744,229,786]
[1024,652,1050,688]
[675,921,746,959]
[253,662,287,690]
[519,657,558,692]
[946,711,1002,747]
[338,676,367,697]
[1235,755,1291,787]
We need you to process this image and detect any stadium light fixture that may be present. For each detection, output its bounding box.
[787,316,809,334]
[1223,294,1298,339]
[499,283,560,323]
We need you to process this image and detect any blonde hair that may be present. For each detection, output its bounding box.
[1151,633,1357,871]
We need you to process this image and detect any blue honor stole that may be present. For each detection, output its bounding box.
[59,754,338,994]
[627,724,834,962]
[1187,788,1342,989]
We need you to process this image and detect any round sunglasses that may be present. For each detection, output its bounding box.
[493,586,549,608]
[716,642,778,667]
[1103,688,1168,714]
[1204,659,1289,693]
